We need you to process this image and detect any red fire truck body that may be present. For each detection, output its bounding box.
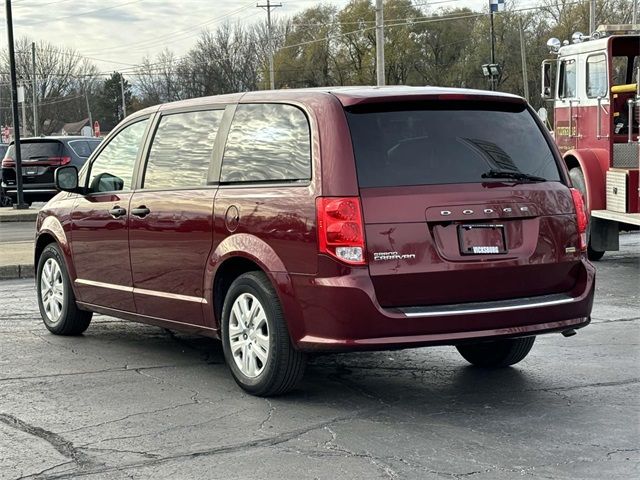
[542,25,639,260]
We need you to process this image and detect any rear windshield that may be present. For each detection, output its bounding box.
[346,102,561,188]
[7,141,62,160]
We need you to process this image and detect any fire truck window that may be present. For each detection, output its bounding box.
[612,57,628,85]
[586,55,607,98]
[612,56,639,85]
[560,60,576,98]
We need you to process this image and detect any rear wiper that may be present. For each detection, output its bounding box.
[481,169,547,183]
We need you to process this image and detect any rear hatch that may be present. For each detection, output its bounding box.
[1,140,66,185]
[345,98,582,308]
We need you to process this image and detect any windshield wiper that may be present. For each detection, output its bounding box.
[481,169,547,183]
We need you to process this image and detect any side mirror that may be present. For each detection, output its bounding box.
[89,172,124,193]
[541,60,555,100]
[537,107,548,123]
[54,165,80,192]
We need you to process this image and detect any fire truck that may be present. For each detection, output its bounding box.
[541,24,639,260]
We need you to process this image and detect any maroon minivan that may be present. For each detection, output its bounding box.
[35,87,595,396]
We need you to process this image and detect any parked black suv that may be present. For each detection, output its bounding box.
[1,136,102,206]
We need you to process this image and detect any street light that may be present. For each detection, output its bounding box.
[481,63,502,89]
[4,0,28,209]
[481,63,501,77]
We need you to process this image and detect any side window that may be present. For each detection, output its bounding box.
[586,55,607,98]
[220,103,311,183]
[143,109,224,190]
[612,56,628,85]
[88,119,149,193]
[559,59,576,99]
[68,140,99,158]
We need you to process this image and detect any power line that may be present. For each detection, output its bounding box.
[14,0,75,6]
[1,0,587,84]
[16,0,146,27]
[82,3,256,55]
[277,1,584,52]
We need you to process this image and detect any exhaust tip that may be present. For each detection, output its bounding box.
[561,329,577,337]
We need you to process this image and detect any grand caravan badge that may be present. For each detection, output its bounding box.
[373,251,417,261]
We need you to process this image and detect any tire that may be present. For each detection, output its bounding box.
[0,188,12,207]
[36,243,92,335]
[221,271,306,396]
[568,167,605,261]
[456,336,535,368]
[587,245,605,261]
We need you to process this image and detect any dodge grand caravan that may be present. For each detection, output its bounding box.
[35,87,595,396]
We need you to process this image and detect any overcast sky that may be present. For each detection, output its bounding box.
[4,0,492,73]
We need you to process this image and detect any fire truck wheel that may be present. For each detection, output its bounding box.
[569,167,605,261]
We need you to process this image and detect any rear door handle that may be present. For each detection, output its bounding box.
[131,206,150,218]
[108,206,127,218]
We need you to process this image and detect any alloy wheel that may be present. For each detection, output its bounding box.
[228,293,270,378]
[40,258,64,324]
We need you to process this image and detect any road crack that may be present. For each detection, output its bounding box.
[44,414,362,479]
[0,413,92,467]
[258,398,275,432]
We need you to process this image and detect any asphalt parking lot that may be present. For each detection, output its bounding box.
[0,233,638,480]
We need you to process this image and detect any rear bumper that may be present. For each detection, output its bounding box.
[1,181,57,201]
[280,257,595,352]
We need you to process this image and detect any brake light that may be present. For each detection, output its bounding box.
[570,188,588,252]
[1,157,14,168]
[316,197,367,265]
[48,156,71,165]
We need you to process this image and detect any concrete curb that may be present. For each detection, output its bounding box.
[0,264,35,280]
[0,211,38,222]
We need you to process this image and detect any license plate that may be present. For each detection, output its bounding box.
[22,167,38,175]
[458,224,507,255]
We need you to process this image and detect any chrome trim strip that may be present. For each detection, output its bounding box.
[75,279,207,304]
[402,297,576,318]
[135,287,206,304]
[76,278,133,293]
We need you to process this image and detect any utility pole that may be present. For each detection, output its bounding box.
[257,0,281,90]
[85,88,93,136]
[20,82,27,135]
[375,0,385,86]
[31,42,38,136]
[589,0,596,35]
[5,0,27,209]
[489,9,496,91]
[120,74,127,119]
[518,19,529,102]
[633,0,638,25]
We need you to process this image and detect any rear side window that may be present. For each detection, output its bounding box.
[7,141,62,160]
[67,140,101,158]
[220,104,311,183]
[346,102,561,188]
[143,109,224,189]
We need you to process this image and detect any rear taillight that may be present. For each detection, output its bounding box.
[48,156,71,165]
[570,188,588,252]
[1,157,13,168]
[316,196,367,265]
